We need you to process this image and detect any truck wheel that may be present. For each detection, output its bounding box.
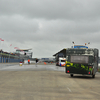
[56,63,58,66]
[92,69,95,78]
[92,74,95,78]
[70,74,73,77]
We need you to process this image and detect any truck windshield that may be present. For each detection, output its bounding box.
[61,60,65,62]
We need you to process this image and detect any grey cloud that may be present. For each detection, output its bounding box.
[0,0,100,57]
[0,15,38,33]
[0,15,39,42]
[0,0,100,20]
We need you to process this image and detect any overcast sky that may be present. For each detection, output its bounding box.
[0,0,100,58]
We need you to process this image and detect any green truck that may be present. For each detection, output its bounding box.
[65,48,99,78]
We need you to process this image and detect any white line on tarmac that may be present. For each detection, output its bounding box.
[67,87,72,92]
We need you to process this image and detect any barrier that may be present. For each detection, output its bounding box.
[0,56,21,63]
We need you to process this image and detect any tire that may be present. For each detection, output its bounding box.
[92,69,95,78]
[92,74,95,78]
[70,74,73,77]
[56,63,58,66]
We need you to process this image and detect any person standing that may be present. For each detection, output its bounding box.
[36,58,38,66]
[28,59,30,64]
[36,58,38,63]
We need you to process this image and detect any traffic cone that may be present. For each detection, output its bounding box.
[19,61,22,66]
[44,62,46,65]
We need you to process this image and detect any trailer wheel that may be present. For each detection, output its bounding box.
[70,74,73,77]
[92,74,95,78]
[92,69,95,78]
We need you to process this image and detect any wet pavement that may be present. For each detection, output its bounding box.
[0,63,100,100]
[0,63,65,71]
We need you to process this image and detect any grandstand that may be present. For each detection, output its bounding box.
[0,49,33,63]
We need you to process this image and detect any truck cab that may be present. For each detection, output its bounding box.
[59,57,66,66]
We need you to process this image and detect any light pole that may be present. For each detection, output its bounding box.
[88,42,90,48]
[72,41,75,48]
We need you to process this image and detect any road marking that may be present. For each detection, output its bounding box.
[67,87,72,92]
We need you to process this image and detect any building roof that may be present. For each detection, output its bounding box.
[16,49,32,51]
[53,48,66,56]
[53,45,88,56]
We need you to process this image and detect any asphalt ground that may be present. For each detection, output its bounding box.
[0,63,100,100]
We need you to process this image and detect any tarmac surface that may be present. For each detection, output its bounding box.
[0,63,100,100]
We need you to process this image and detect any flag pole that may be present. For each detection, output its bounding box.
[9,44,12,62]
[0,38,4,63]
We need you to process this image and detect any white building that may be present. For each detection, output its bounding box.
[16,49,33,58]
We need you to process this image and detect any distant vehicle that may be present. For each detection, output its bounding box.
[41,58,55,63]
[65,48,99,78]
[56,57,66,66]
